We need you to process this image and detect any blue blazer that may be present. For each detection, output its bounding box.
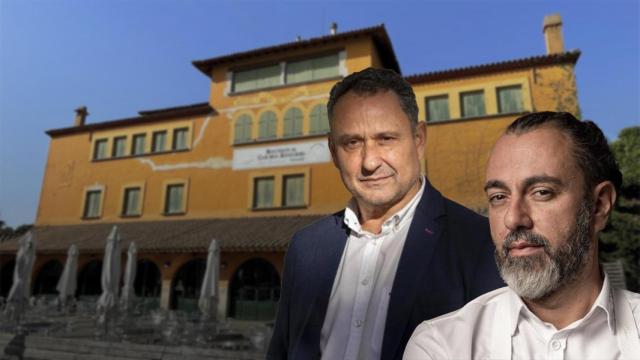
[267,181,504,360]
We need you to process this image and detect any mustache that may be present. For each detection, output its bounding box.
[502,230,550,256]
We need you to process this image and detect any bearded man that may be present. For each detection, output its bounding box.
[404,112,640,359]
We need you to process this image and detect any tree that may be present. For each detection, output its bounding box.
[600,126,640,292]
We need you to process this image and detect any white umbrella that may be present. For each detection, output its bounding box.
[119,241,137,312]
[198,239,219,321]
[5,231,36,321]
[56,244,78,308]
[97,225,121,322]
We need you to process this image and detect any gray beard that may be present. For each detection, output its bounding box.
[494,200,593,300]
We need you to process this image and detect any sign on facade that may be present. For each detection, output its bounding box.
[232,139,331,170]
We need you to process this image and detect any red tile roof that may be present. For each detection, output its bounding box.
[46,102,213,137]
[0,216,325,254]
[192,24,401,77]
[405,50,580,84]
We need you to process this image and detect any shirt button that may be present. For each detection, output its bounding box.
[551,340,561,350]
[361,279,369,286]
[355,320,363,328]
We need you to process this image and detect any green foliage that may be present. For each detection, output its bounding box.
[599,126,640,292]
[611,127,640,188]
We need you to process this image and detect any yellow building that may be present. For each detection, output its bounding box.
[0,15,579,320]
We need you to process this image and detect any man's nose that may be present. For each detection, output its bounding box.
[361,141,383,174]
[504,197,533,231]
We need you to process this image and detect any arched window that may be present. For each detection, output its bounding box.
[228,258,280,321]
[76,260,102,298]
[283,107,303,138]
[33,260,63,295]
[234,114,253,143]
[170,258,206,312]
[309,104,329,134]
[0,260,15,297]
[258,111,277,140]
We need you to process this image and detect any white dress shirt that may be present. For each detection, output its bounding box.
[320,178,425,360]
[404,274,640,360]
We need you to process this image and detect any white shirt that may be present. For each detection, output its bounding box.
[320,178,425,360]
[404,274,640,360]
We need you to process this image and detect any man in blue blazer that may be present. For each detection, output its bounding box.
[267,68,503,360]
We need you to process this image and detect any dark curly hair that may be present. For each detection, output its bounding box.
[506,111,622,195]
[327,67,419,131]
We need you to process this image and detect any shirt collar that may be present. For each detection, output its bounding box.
[506,271,615,335]
[343,176,425,235]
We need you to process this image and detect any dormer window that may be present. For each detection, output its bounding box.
[231,52,340,93]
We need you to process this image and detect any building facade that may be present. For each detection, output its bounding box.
[0,15,580,320]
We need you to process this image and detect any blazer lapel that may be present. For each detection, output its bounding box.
[382,182,446,359]
[297,213,350,356]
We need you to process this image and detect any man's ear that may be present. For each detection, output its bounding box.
[592,181,617,233]
[414,121,426,160]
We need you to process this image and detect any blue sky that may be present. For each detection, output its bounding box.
[1,0,638,227]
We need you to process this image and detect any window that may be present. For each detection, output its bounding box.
[283,175,304,207]
[131,134,146,155]
[93,139,108,160]
[152,131,167,153]
[83,190,102,218]
[286,54,339,84]
[497,85,524,114]
[253,177,274,209]
[234,115,253,143]
[283,108,303,138]
[309,104,330,134]
[122,187,141,216]
[164,184,185,214]
[172,128,189,151]
[425,95,450,122]
[460,91,486,118]
[258,111,277,140]
[112,136,127,158]
[233,64,281,92]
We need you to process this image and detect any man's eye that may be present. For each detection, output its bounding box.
[532,189,554,199]
[345,139,361,149]
[488,193,507,205]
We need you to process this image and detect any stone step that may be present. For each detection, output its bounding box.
[1,333,262,360]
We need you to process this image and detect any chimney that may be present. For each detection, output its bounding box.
[543,14,564,55]
[74,106,88,127]
[330,22,337,35]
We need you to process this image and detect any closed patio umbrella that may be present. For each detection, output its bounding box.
[97,225,121,323]
[5,231,36,322]
[56,244,78,308]
[198,239,219,321]
[119,241,137,312]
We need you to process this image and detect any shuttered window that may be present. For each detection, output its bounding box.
[253,177,274,209]
[152,131,167,153]
[425,95,450,122]
[122,187,141,216]
[131,134,146,155]
[460,91,486,118]
[173,128,189,150]
[283,108,303,138]
[93,139,108,160]
[112,136,127,157]
[309,105,330,134]
[258,111,277,140]
[497,85,524,114]
[286,54,339,84]
[234,115,253,143]
[234,65,281,92]
[164,184,185,214]
[83,190,102,218]
[283,175,304,207]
